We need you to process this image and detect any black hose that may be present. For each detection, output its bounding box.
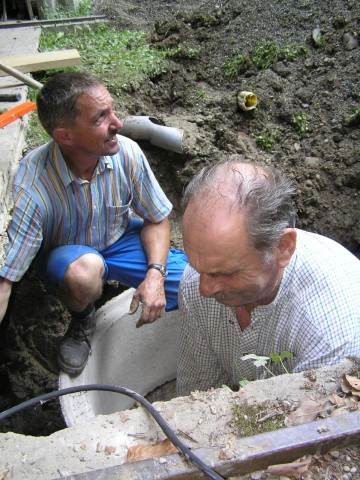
[0,384,225,480]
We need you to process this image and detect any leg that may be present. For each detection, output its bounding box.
[43,245,107,375]
[45,244,106,312]
[101,218,188,310]
[58,253,105,312]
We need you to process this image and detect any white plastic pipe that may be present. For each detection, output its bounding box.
[120,116,184,154]
[59,289,180,426]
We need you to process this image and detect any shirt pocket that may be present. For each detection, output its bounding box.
[106,199,132,226]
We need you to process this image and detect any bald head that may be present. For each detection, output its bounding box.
[182,160,296,258]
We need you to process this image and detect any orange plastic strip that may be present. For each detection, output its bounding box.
[0,101,37,128]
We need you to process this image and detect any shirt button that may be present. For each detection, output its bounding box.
[229,320,234,325]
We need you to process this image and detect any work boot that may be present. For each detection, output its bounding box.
[57,306,96,375]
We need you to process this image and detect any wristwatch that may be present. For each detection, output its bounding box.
[147,263,168,277]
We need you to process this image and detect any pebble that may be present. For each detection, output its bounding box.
[344,466,351,472]
[343,32,358,50]
[330,450,340,459]
[250,471,263,480]
[350,467,358,474]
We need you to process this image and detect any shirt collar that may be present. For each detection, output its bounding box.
[52,142,113,186]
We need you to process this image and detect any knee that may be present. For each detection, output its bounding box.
[63,253,105,291]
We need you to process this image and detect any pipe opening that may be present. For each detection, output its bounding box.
[59,288,179,426]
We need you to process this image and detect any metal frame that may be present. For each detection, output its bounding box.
[55,411,360,479]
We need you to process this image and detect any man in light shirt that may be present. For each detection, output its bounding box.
[177,159,360,396]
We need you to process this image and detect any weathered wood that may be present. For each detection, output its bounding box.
[0,49,81,76]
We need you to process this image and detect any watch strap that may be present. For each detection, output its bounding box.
[147,263,168,277]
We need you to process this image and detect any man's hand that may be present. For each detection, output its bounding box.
[128,269,166,327]
[0,278,13,324]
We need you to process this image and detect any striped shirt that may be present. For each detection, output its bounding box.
[177,230,360,396]
[0,135,172,282]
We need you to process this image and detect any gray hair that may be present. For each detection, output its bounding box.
[36,71,104,136]
[182,159,296,261]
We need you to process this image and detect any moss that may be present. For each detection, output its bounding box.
[231,401,285,437]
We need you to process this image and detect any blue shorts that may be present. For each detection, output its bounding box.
[42,218,188,311]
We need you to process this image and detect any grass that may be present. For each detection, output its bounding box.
[26,1,173,144]
[38,24,169,93]
[43,0,93,19]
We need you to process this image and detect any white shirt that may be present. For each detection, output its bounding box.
[177,230,360,396]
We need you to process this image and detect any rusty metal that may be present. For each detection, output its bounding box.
[0,15,107,29]
[55,410,360,479]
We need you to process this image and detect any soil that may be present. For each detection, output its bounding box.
[0,361,359,480]
[0,0,359,475]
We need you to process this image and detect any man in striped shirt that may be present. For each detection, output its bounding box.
[0,72,187,375]
[177,160,360,396]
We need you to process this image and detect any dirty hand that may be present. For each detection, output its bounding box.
[128,272,166,327]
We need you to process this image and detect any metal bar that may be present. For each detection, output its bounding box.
[55,411,360,479]
[0,15,108,29]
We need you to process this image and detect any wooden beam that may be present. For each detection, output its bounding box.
[0,50,81,76]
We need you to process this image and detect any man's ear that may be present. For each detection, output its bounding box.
[276,228,297,268]
[53,127,73,145]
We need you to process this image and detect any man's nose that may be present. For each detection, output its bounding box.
[199,273,220,297]
[111,113,123,130]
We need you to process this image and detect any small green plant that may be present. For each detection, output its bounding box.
[252,40,279,69]
[187,87,209,104]
[292,112,312,136]
[223,53,251,77]
[282,42,308,61]
[252,39,307,69]
[348,105,360,126]
[254,128,280,151]
[241,352,294,377]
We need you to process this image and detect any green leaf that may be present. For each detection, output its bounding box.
[280,351,293,359]
[239,379,251,388]
[269,353,281,364]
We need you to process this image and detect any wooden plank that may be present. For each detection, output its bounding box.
[0,49,81,76]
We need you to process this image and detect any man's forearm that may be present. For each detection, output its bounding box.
[141,217,171,265]
[0,278,13,323]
